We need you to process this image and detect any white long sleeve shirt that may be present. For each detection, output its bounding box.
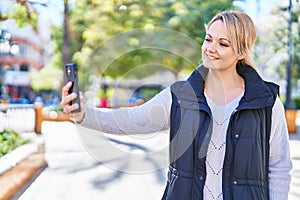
[81,87,292,199]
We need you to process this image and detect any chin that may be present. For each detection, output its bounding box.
[203,61,220,69]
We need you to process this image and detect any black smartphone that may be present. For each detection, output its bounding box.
[65,63,81,113]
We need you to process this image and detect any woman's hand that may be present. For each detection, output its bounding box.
[60,81,85,123]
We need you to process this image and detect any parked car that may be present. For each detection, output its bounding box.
[128,84,165,106]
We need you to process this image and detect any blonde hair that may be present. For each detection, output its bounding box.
[206,11,257,68]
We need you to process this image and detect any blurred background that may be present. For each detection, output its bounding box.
[0,0,299,109]
[0,1,300,200]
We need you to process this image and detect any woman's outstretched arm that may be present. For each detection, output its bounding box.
[61,82,172,135]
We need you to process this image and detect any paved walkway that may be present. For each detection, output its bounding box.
[288,133,300,200]
[14,121,300,200]
[16,122,169,200]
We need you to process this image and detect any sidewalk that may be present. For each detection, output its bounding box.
[13,121,300,200]
[288,132,300,200]
[15,121,168,200]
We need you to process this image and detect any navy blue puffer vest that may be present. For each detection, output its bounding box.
[162,64,279,200]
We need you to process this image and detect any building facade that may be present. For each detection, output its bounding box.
[0,2,48,104]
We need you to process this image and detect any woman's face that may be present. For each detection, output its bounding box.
[202,20,243,71]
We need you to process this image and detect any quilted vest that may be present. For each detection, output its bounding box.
[162,64,279,200]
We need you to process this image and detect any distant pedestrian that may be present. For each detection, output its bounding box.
[98,83,109,108]
[61,10,292,200]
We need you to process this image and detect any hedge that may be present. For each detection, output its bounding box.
[0,129,29,157]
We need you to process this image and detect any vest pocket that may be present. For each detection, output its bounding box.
[164,166,193,200]
[232,178,265,186]
[232,178,268,200]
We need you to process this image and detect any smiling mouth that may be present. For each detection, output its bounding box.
[206,54,219,60]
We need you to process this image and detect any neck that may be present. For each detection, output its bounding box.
[204,68,244,105]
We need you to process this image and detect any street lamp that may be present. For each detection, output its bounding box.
[284,0,295,109]
[0,29,19,103]
[0,30,20,68]
[0,29,19,56]
[283,0,298,134]
[0,30,11,55]
[9,42,20,56]
[0,39,10,55]
[0,29,11,103]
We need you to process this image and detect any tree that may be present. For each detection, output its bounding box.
[2,0,38,30]
[61,0,237,89]
[30,64,62,91]
[256,1,300,94]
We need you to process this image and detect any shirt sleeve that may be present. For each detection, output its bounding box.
[80,87,172,135]
[269,97,292,200]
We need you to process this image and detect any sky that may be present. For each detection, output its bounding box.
[234,0,280,22]
[27,0,64,25]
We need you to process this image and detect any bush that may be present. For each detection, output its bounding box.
[294,96,300,109]
[0,129,29,157]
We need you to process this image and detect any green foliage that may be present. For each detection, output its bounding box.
[0,12,8,21]
[294,96,300,109]
[0,129,29,157]
[57,0,237,89]
[30,64,63,91]
[9,4,38,30]
[263,3,300,82]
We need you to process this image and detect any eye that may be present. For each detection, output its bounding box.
[205,38,212,42]
[220,43,229,47]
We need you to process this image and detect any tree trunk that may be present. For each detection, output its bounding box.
[62,0,70,84]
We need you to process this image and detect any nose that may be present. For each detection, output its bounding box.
[206,42,217,53]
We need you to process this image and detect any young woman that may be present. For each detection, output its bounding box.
[61,10,292,200]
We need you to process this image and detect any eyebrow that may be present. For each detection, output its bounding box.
[206,33,231,43]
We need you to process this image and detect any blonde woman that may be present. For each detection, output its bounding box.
[61,10,292,200]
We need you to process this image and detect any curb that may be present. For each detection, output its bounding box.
[0,147,46,200]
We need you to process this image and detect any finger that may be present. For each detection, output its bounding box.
[62,81,73,97]
[79,94,85,104]
[63,105,72,114]
[62,93,77,105]
[60,96,69,107]
[80,99,85,107]
[71,103,79,111]
[63,103,79,114]
[60,95,76,110]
